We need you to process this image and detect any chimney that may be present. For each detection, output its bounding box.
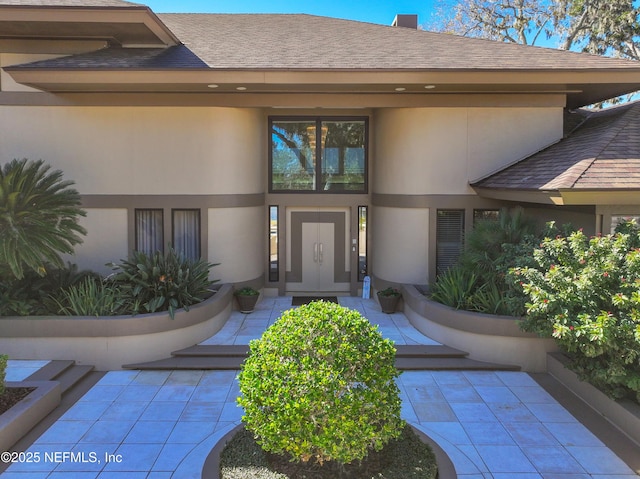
[392,14,418,29]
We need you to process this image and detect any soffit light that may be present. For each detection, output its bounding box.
[424,85,436,89]
[236,86,247,91]
[207,84,219,88]
[394,87,406,91]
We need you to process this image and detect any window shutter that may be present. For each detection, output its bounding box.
[436,210,464,275]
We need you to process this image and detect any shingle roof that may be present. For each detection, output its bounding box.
[9,13,640,70]
[159,13,640,70]
[473,102,640,191]
[0,0,142,6]
[15,45,206,68]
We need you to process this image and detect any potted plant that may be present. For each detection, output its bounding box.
[234,287,260,313]
[377,287,401,313]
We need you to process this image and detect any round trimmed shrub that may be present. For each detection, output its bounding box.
[237,300,404,466]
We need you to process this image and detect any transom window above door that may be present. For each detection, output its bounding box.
[269,117,368,193]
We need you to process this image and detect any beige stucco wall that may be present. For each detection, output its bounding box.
[0,53,62,92]
[371,206,429,284]
[0,106,264,195]
[373,107,563,195]
[62,208,129,275]
[208,206,264,283]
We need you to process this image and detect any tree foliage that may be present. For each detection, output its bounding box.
[0,159,86,280]
[430,0,640,60]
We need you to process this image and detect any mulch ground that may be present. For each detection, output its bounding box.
[0,388,35,415]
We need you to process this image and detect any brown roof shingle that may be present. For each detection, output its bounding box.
[158,13,640,70]
[0,0,142,6]
[8,13,640,71]
[473,101,640,191]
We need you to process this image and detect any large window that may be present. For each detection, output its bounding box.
[270,117,367,193]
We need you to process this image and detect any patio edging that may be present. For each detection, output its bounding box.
[401,284,558,372]
[0,381,61,453]
[547,352,640,447]
[0,284,233,370]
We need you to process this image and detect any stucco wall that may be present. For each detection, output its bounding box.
[373,107,563,195]
[0,105,264,280]
[371,206,429,285]
[208,206,265,283]
[61,208,128,275]
[0,106,264,195]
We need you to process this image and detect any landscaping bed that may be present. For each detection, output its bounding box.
[220,424,438,479]
[0,388,33,415]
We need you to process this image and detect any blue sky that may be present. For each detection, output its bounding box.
[144,0,440,27]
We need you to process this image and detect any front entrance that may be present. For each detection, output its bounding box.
[286,208,350,294]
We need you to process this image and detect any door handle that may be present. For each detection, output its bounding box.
[314,242,318,263]
[319,242,324,264]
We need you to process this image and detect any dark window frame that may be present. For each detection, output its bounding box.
[171,208,201,260]
[268,116,369,194]
[134,208,164,256]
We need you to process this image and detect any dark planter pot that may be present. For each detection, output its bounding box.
[378,294,400,313]
[236,294,259,313]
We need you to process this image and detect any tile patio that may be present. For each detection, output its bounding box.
[3,297,639,478]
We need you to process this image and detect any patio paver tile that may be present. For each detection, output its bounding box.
[522,446,587,474]
[5,297,638,479]
[138,401,187,422]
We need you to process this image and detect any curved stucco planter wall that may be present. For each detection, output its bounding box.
[402,284,558,372]
[0,284,233,371]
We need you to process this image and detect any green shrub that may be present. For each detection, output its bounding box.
[237,301,404,466]
[430,208,564,316]
[109,248,218,319]
[234,287,259,296]
[514,224,640,402]
[0,354,7,396]
[0,263,97,316]
[429,266,478,310]
[53,277,125,317]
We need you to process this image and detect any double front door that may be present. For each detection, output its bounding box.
[286,208,350,294]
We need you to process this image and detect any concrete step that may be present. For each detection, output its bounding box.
[24,359,75,382]
[395,345,468,358]
[125,343,519,371]
[25,360,95,395]
[54,365,96,395]
[172,345,250,357]
[396,356,520,371]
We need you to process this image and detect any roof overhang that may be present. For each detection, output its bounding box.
[4,68,640,105]
[473,186,640,206]
[0,4,179,46]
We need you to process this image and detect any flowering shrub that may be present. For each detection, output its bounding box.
[514,224,640,402]
[237,301,404,466]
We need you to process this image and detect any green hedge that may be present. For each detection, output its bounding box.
[237,301,404,466]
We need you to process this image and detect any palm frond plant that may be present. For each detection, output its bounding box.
[0,159,86,280]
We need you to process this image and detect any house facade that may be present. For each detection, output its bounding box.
[2,0,640,296]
